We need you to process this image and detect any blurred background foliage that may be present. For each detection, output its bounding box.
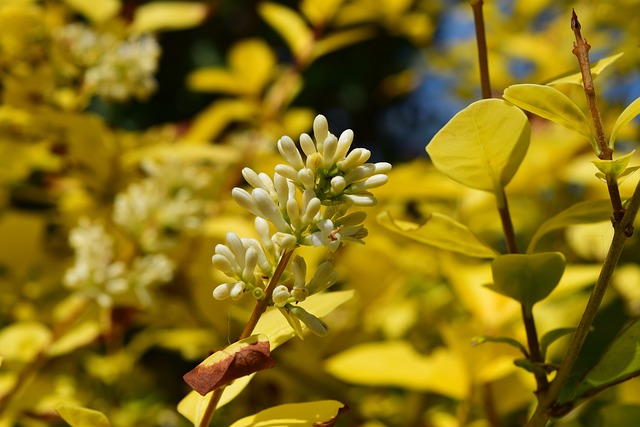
[2,0,640,426]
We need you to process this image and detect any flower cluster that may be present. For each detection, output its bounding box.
[212,115,390,335]
[64,218,174,308]
[113,159,210,251]
[55,23,160,102]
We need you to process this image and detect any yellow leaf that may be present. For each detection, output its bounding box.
[61,0,120,24]
[229,39,277,95]
[426,99,530,196]
[0,322,50,362]
[547,52,625,87]
[313,28,376,60]
[187,68,240,94]
[258,2,313,61]
[326,341,468,399]
[300,0,344,26]
[121,142,240,168]
[55,405,111,427]
[130,2,209,33]
[48,321,101,357]
[184,99,259,142]
[229,400,345,427]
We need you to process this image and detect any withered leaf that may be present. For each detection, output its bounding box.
[183,334,275,396]
[313,404,349,427]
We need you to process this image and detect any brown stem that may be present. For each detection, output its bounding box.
[571,9,625,222]
[471,0,492,99]
[526,178,640,426]
[196,249,295,427]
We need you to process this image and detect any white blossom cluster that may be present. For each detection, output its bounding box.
[113,159,210,251]
[212,115,390,335]
[64,218,173,308]
[55,24,160,101]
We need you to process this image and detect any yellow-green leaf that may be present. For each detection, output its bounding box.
[547,52,625,87]
[377,211,498,258]
[610,97,640,148]
[229,400,345,427]
[325,341,468,399]
[228,39,277,94]
[0,322,50,362]
[426,98,530,194]
[527,199,612,253]
[130,2,209,33]
[258,2,313,60]
[48,321,101,357]
[55,405,111,427]
[61,0,120,24]
[503,84,595,151]
[593,150,636,179]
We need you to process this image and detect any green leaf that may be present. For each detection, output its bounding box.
[610,97,640,148]
[130,2,209,33]
[540,327,578,359]
[527,199,612,253]
[546,52,625,87]
[471,335,528,356]
[426,98,530,195]
[228,400,345,427]
[593,150,636,181]
[56,404,111,427]
[577,321,640,394]
[258,2,314,60]
[490,252,566,308]
[377,211,498,258]
[325,341,468,398]
[0,322,51,362]
[503,84,596,153]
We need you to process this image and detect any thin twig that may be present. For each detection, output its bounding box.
[471,0,492,99]
[571,9,625,222]
[196,249,295,427]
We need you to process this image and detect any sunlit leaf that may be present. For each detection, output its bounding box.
[183,335,274,396]
[184,99,259,142]
[577,321,640,394]
[489,252,566,308]
[325,341,468,399]
[527,199,612,253]
[55,404,111,427]
[121,143,240,169]
[228,400,346,427]
[540,327,578,359]
[313,28,376,60]
[426,98,530,197]
[131,2,209,33]
[258,2,313,61]
[547,52,625,87]
[0,322,50,362]
[177,375,256,424]
[377,211,498,258]
[61,0,120,24]
[187,68,239,94]
[48,321,100,357]
[300,0,344,26]
[610,97,640,148]
[503,84,596,152]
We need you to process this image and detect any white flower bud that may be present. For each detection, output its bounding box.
[306,152,322,170]
[300,133,316,156]
[286,198,301,229]
[213,283,232,300]
[322,134,338,168]
[344,163,376,184]
[330,176,347,195]
[338,148,371,171]
[335,129,354,161]
[313,115,329,153]
[215,244,240,274]
[229,281,246,300]
[291,256,306,288]
[277,136,305,169]
[298,168,315,190]
[274,173,290,207]
[374,162,392,174]
[242,246,258,281]
[336,211,367,227]
[272,232,297,250]
[232,187,262,217]
[212,254,235,277]
[291,287,309,302]
[301,197,321,225]
[252,188,292,233]
[348,174,389,192]
[242,167,265,190]
[272,285,291,307]
[274,164,300,183]
[342,193,377,206]
[226,232,246,270]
